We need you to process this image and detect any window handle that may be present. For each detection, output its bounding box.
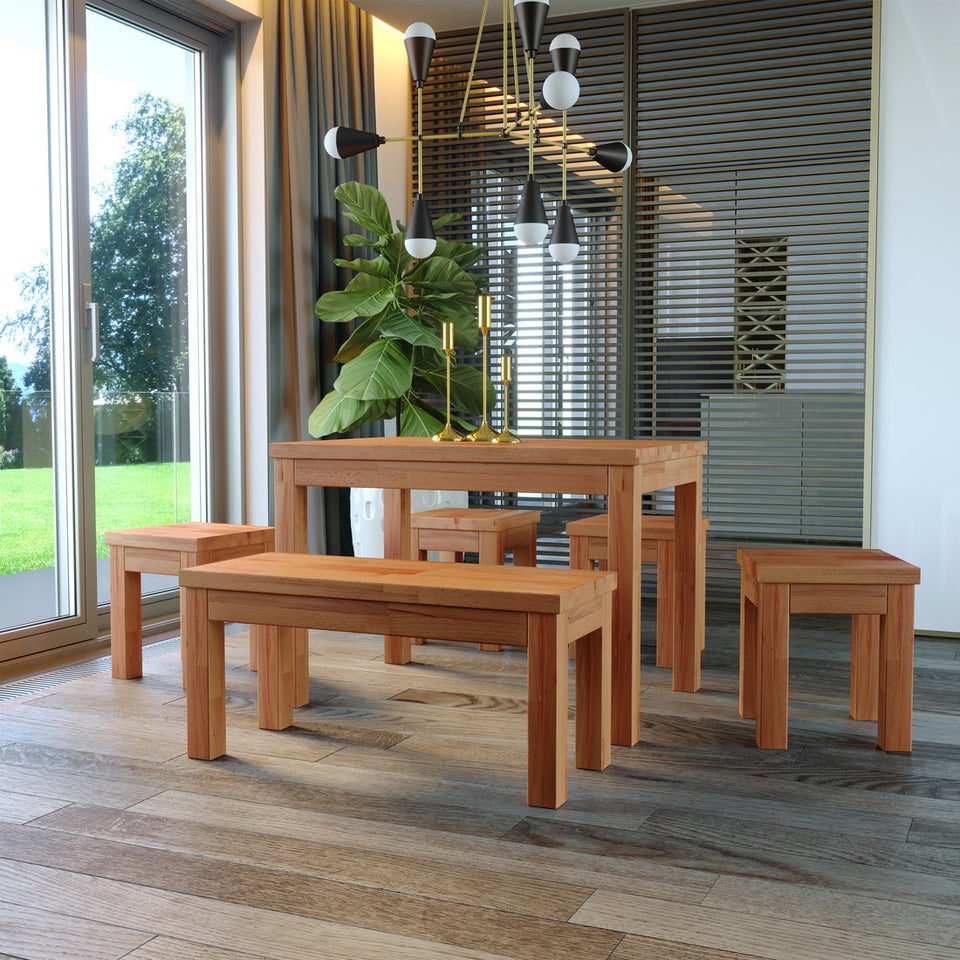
[82,282,99,362]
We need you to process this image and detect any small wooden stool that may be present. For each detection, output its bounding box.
[411,508,540,651]
[565,513,709,668]
[105,522,275,679]
[737,547,921,751]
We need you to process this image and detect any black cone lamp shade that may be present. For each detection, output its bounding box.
[592,141,634,174]
[323,126,383,159]
[514,0,549,55]
[514,176,549,245]
[549,201,579,264]
[404,22,436,86]
[549,34,580,74]
[405,193,437,259]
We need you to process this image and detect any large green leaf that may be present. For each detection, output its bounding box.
[333,314,383,363]
[315,271,395,322]
[334,182,393,237]
[308,390,391,437]
[434,238,484,270]
[418,363,496,416]
[334,338,412,401]
[334,255,395,283]
[405,256,477,300]
[399,397,446,437]
[342,233,383,249]
[380,312,443,350]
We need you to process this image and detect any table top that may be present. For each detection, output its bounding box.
[269,436,707,466]
[180,552,616,613]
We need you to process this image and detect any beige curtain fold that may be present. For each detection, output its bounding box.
[264,0,378,553]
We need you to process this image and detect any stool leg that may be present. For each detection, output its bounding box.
[757,582,790,749]
[478,531,506,651]
[256,624,296,730]
[656,539,676,669]
[850,614,880,721]
[878,584,915,752]
[110,545,143,679]
[739,583,758,720]
[511,525,537,567]
[568,535,590,661]
[575,593,612,774]
[527,611,567,809]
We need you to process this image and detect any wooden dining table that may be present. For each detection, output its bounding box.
[269,436,707,747]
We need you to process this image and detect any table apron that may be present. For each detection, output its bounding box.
[638,456,702,493]
[294,459,610,495]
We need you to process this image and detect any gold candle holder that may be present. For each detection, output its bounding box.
[493,352,520,443]
[433,321,464,442]
[469,294,498,442]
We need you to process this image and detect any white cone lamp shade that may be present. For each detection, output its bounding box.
[514,176,549,245]
[549,201,579,264]
[323,126,383,159]
[514,0,549,54]
[549,34,580,73]
[405,193,437,259]
[404,22,436,85]
[592,141,633,173]
[541,71,580,111]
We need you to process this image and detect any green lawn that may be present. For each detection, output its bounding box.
[0,462,191,575]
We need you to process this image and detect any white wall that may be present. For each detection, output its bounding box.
[371,19,410,222]
[873,0,960,632]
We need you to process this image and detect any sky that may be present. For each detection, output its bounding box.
[0,3,191,374]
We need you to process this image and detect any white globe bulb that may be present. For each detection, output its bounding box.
[549,241,579,264]
[514,220,549,246]
[542,71,580,111]
[550,34,580,52]
[405,235,437,259]
[323,127,343,159]
[404,21,436,40]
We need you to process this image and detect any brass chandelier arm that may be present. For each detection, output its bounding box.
[459,0,490,128]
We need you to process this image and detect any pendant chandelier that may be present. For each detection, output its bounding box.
[323,0,633,264]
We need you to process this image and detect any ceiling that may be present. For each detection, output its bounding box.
[353,0,694,33]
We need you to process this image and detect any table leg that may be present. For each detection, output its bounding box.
[655,537,676,669]
[575,594,612,774]
[383,487,412,664]
[256,624,296,731]
[757,582,790,749]
[673,478,704,692]
[878,584,915,752]
[607,465,642,747]
[527,611,567,809]
[109,545,143,679]
[850,614,880,721]
[182,586,226,760]
[738,578,759,720]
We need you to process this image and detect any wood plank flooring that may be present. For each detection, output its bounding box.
[0,601,958,959]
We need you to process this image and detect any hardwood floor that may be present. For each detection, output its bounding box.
[0,601,958,959]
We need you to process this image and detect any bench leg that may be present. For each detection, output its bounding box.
[739,582,758,720]
[478,532,506,652]
[851,614,880,721]
[110,545,143,679]
[672,480,703,693]
[256,624,296,730]
[182,586,226,760]
[527,612,567,809]
[757,582,790,749]
[656,538,676,669]
[878,584,915,752]
[575,595,612,774]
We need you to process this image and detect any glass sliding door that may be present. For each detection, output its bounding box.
[0,0,220,666]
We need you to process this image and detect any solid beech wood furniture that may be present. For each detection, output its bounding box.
[411,507,540,651]
[105,522,274,679]
[737,547,921,751]
[269,437,707,748]
[179,552,616,809]
[566,512,709,668]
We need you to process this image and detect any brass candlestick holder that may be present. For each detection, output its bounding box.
[433,321,464,442]
[493,352,520,443]
[470,294,498,442]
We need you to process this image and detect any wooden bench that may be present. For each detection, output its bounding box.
[179,553,616,809]
[565,512,709,668]
[738,547,921,751]
[105,522,274,679]
[411,507,540,651]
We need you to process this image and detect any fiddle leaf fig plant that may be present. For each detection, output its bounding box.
[309,181,497,438]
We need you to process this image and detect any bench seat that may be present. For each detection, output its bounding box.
[179,552,617,808]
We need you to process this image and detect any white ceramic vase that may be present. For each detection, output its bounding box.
[349,487,468,558]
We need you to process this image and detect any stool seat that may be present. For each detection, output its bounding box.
[565,512,709,668]
[105,522,275,679]
[411,508,540,651]
[737,547,921,752]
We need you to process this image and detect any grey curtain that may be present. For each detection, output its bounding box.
[265,0,378,554]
